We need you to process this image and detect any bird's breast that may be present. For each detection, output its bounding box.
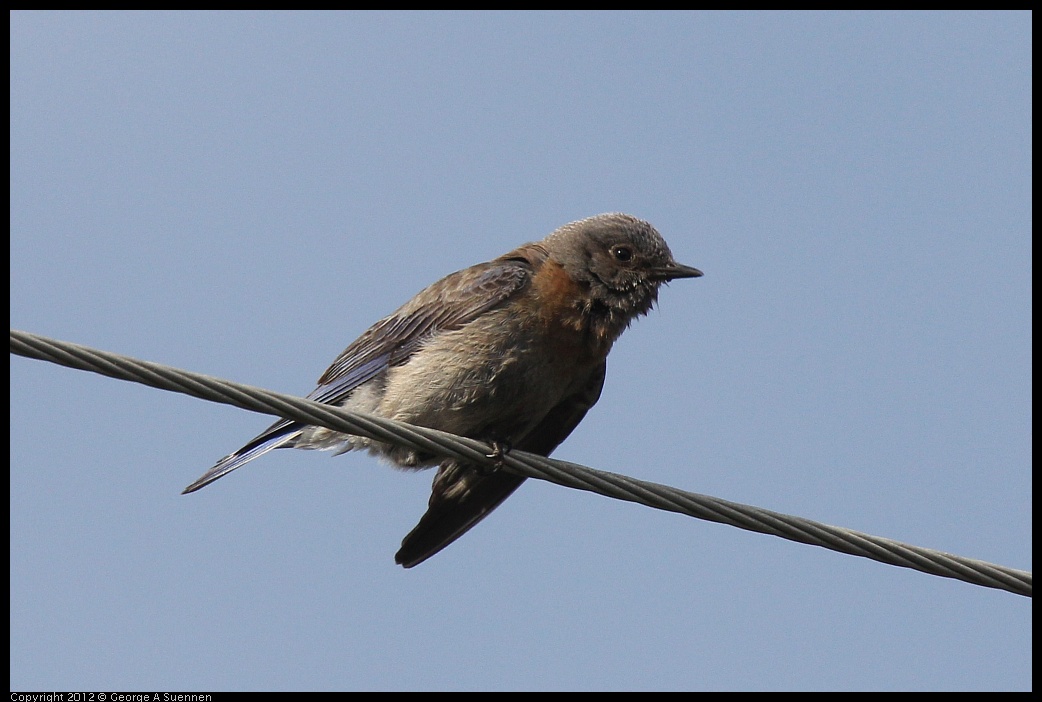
[525,259,615,362]
[374,273,609,445]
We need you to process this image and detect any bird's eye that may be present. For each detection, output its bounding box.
[611,245,633,262]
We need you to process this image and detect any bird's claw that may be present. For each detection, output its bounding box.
[478,440,511,475]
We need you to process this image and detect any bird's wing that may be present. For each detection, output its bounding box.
[182,253,542,494]
[394,361,606,567]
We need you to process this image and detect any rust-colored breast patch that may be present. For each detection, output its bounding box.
[528,260,612,361]
[532,261,582,319]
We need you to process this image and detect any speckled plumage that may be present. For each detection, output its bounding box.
[184,213,702,567]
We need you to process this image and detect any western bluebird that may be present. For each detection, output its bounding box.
[183,213,702,567]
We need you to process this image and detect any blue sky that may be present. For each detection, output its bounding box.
[10,11,1031,691]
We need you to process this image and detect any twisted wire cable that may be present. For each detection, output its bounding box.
[10,329,1031,597]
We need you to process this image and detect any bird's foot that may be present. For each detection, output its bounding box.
[478,439,511,475]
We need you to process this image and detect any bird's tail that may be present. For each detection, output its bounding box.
[394,460,525,568]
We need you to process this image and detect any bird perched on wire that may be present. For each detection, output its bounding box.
[183,213,702,567]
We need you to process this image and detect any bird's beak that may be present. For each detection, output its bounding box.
[651,262,703,281]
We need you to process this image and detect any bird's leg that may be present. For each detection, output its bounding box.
[477,439,511,475]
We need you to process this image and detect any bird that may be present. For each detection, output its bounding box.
[183,213,702,567]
